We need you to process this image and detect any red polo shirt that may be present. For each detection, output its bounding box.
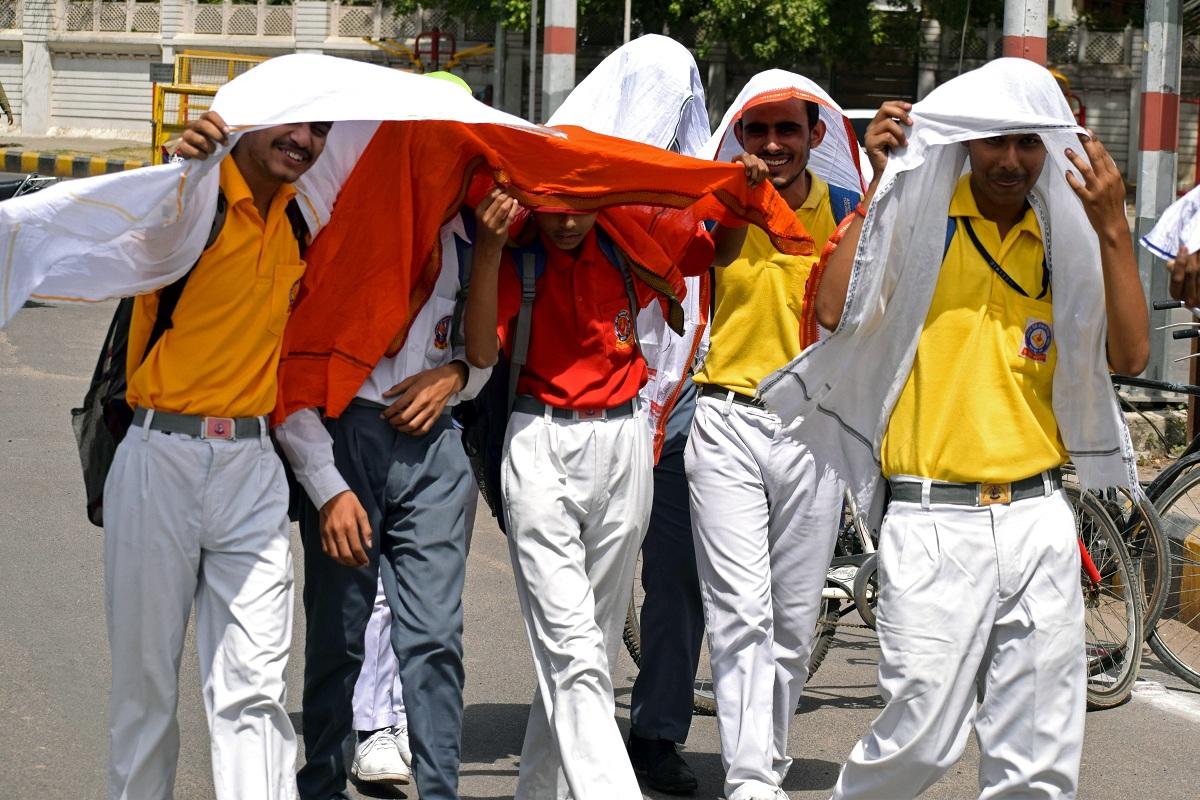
[498,224,713,410]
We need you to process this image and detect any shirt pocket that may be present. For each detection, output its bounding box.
[424,297,458,365]
[993,292,1056,379]
[266,262,307,337]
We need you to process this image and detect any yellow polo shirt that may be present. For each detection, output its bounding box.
[125,155,307,418]
[694,172,837,397]
[880,175,1066,483]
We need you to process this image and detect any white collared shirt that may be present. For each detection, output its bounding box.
[275,216,491,508]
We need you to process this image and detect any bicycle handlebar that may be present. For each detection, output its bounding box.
[1112,374,1200,397]
[1155,299,1187,311]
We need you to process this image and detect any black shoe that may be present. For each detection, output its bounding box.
[627,733,699,795]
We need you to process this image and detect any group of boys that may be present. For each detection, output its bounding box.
[91,38,1150,800]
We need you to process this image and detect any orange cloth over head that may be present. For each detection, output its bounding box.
[275,121,813,422]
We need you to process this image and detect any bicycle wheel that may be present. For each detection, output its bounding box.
[1149,469,1200,689]
[852,552,879,630]
[1062,467,1168,634]
[1066,485,1144,709]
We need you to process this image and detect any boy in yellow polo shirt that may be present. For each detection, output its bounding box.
[102,112,329,800]
[687,71,865,800]
[807,62,1148,799]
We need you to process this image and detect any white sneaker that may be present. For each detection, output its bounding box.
[391,723,413,768]
[350,728,412,785]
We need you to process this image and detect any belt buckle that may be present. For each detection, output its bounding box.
[980,482,1011,506]
[577,408,603,420]
[201,416,236,440]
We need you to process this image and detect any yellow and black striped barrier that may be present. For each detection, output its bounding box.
[0,148,150,178]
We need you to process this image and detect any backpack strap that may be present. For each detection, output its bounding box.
[143,189,228,361]
[285,196,310,257]
[944,217,957,263]
[595,229,642,357]
[451,209,477,350]
[507,251,538,416]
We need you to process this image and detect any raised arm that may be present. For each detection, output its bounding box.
[463,188,521,369]
[1064,134,1149,376]
[814,101,912,331]
[711,152,769,266]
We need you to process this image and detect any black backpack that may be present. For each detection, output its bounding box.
[452,228,641,533]
[71,192,308,527]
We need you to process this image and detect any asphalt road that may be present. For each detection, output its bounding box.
[3,300,1200,799]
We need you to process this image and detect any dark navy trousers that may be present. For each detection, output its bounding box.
[630,378,706,743]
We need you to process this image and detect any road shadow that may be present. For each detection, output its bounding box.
[646,751,840,798]
[461,702,528,764]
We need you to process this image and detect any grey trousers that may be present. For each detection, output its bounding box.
[297,405,470,800]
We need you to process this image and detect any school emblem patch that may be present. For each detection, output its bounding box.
[434,315,452,350]
[1020,318,1052,363]
[288,279,302,311]
[614,309,633,350]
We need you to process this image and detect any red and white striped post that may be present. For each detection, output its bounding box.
[1002,0,1048,64]
[541,0,576,122]
[1138,0,1185,381]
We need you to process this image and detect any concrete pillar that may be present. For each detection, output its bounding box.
[1137,0,1184,381]
[1002,0,1048,64]
[160,0,185,63]
[294,0,328,55]
[541,0,576,122]
[21,0,52,135]
[917,19,941,100]
[504,30,524,117]
[1051,0,1076,23]
[706,45,728,132]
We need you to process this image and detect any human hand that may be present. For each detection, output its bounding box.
[1167,245,1200,309]
[864,101,913,178]
[4,112,12,126]
[475,188,522,252]
[320,490,372,567]
[176,111,231,160]
[1064,132,1128,242]
[733,152,769,188]
[381,363,467,435]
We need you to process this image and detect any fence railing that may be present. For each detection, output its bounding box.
[942,24,1136,67]
[0,0,19,30]
[186,0,293,38]
[57,0,161,34]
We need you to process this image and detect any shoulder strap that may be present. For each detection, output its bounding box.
[143,189,228,361]
[943,217,957,263]
[507,251,538,416]
[285,197,309,257]
[827,184,862,225]
[451,209,476,350]
[594,229,642,356]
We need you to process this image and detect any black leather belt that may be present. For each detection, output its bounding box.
[888,469,1063,507]
[512,396,636,420]
[697,384,765,409]
[131,407,265,441]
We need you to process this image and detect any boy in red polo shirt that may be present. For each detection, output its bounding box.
[464,177,764,799]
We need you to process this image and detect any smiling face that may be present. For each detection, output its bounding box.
[735,98,826,201]
[966,134,1047,220]
[532,210,599,252]
[236,121,331,185]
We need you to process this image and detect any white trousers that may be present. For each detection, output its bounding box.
[685,397,844,800]
[502,407,653,800]
[103,424,296,800]
[832,490,1085,800]
[351,478,479,732]
[353,574,407,732]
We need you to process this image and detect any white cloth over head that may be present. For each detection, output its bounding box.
[547,34,710,158]
[0,53,544,327]
[758,57,1136,510]
[1142,181,1200,260]
[548,34,713,456]
[701,68,866,194]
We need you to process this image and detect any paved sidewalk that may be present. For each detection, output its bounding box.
[0,133,153,177]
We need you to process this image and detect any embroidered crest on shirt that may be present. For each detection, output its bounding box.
[1020,318,1052,363]
[434,315,452,350]
[614,309,633,350]
[288,279,302,311]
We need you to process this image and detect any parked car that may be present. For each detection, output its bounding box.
[842,108,876,185]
